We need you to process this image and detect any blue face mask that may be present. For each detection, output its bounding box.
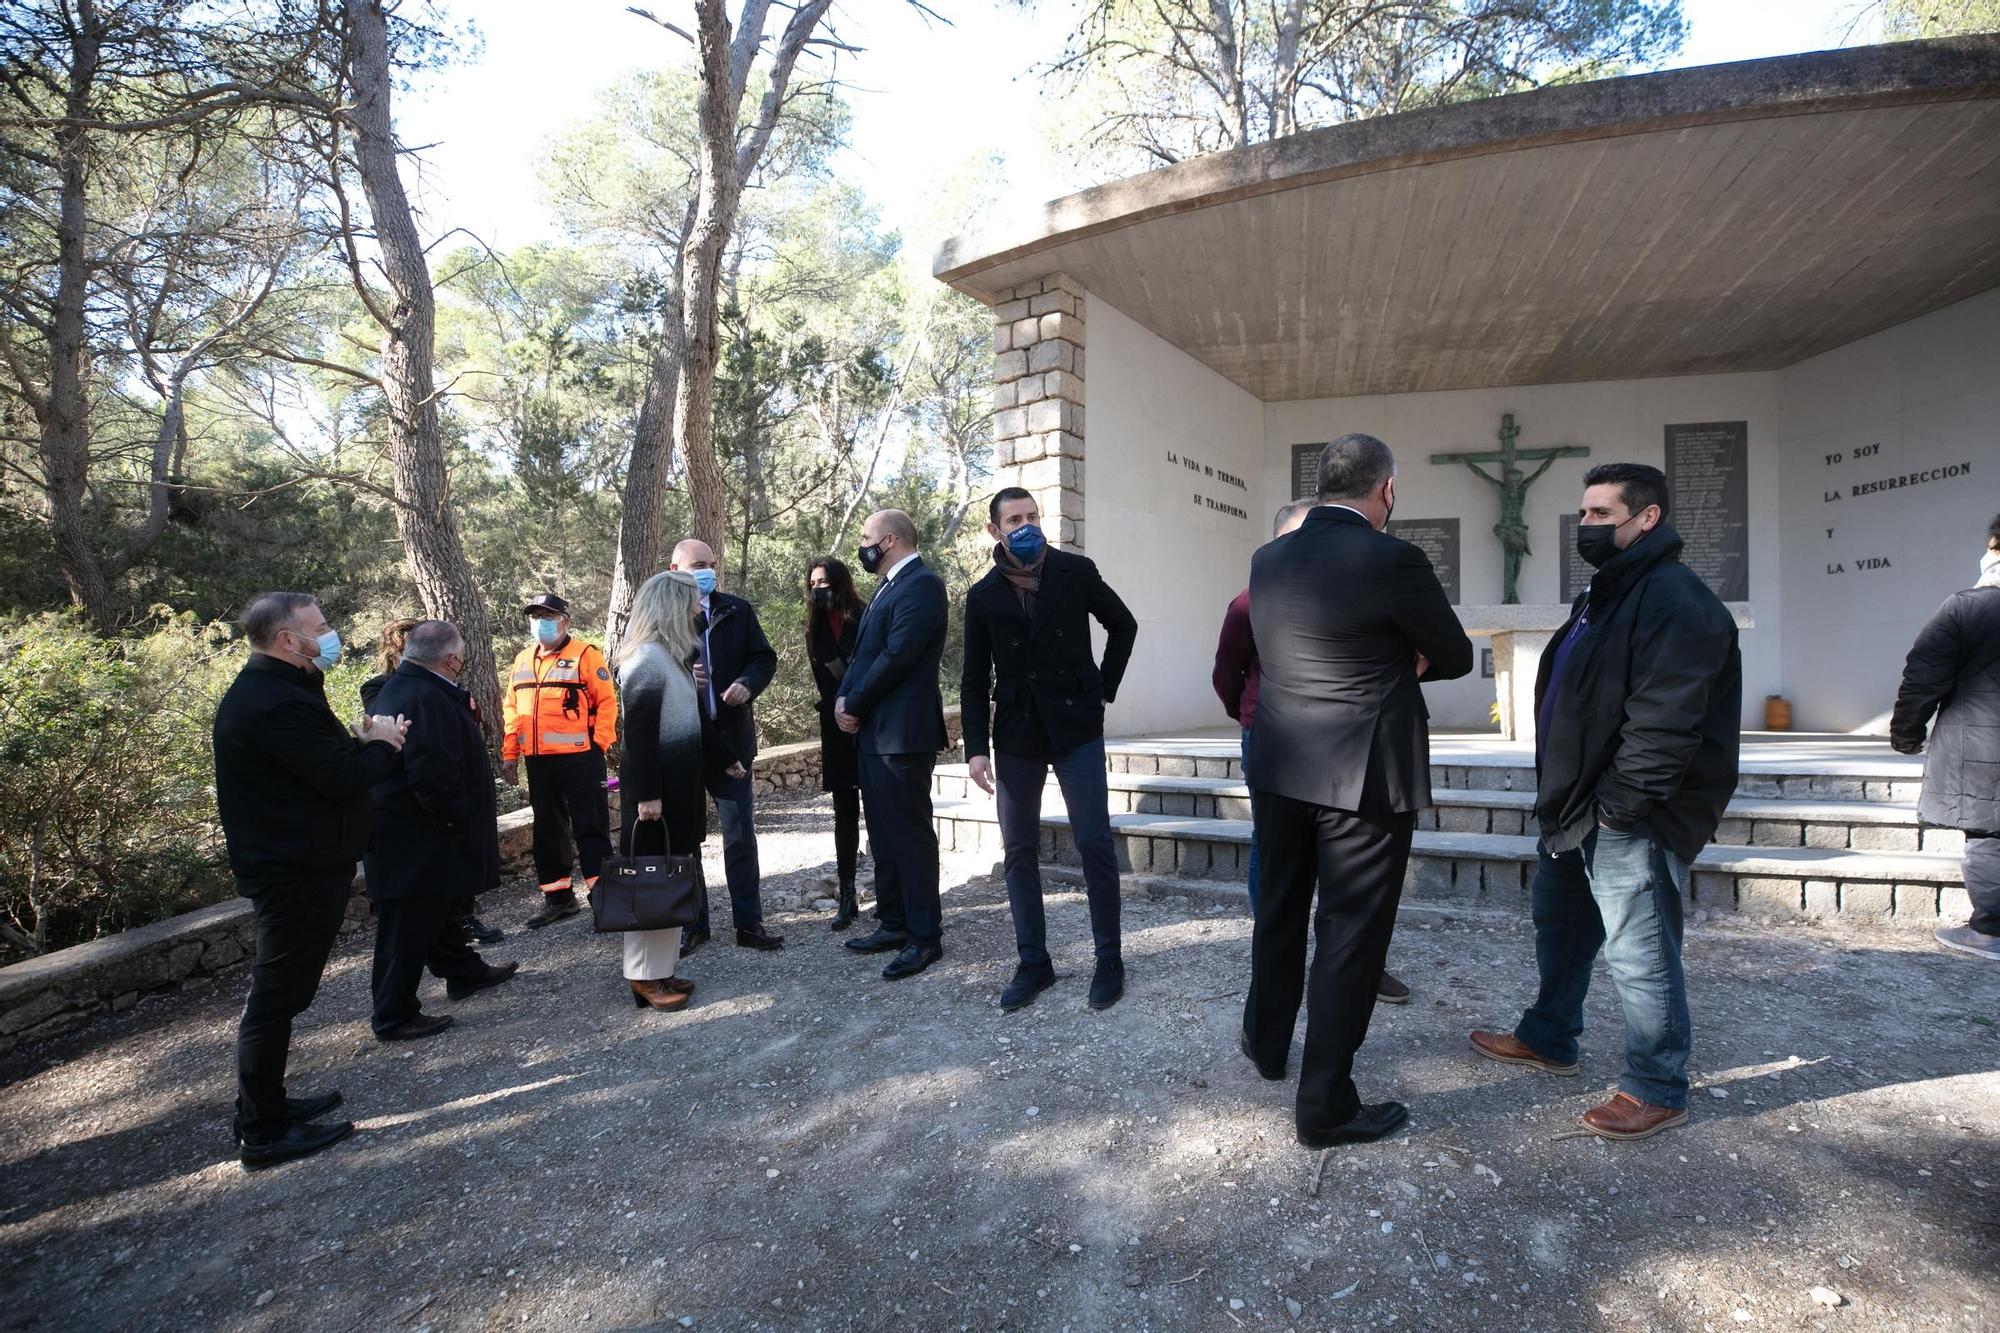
[533,617,563,648]
[1005,523,1047,564]
[689,568,718,597]
[301,628,341,672]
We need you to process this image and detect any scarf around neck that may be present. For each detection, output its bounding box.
[995,542,1046,612]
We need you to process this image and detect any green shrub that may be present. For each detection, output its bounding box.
[0,610,241,963]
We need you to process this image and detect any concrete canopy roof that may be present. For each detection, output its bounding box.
[935,37,2000,401]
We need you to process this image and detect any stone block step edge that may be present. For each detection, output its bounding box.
[931,764,1925,823]
[1100,742,1924,782]
[929,801,1966,884]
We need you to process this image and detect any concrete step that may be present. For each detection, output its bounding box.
[1101,743,1928,804]
[929,765,1961,856]
[930,799,1970,927]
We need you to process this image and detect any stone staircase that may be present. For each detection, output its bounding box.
[930,738,1970,926]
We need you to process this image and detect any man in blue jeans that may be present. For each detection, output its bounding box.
[961,488,1139,1012]
[1472,464,1741,1141]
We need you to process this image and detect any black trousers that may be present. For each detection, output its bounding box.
[832,788,861,889]
[370,895,487,1034]
[1243,788,1415,1132]
[858,749,941,944]
[235,867,354,1141]
[1966,834,2000,936]
[526,749,610,889]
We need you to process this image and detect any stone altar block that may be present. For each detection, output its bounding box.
[1459,603,1755,743]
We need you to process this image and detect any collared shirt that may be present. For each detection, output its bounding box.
[699,593,718,717]
[1321,503,1375,526]
[880,550,920,585]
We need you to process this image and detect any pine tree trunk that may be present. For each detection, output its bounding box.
[40,8,114,631]
[606,342,680,654]
[345,0,502,735]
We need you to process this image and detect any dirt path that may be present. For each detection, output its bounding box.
[1,793,1994,1332]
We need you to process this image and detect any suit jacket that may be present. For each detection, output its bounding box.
[960,546,1138,759]
[363,662,501,901]
[1246,506,1474,813]
[698,590,778,760]
[837,555,949,756]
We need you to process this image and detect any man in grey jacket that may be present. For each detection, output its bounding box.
[1891,513,2000,962]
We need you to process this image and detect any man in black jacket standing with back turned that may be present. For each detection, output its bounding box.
[364,621,517,1041]
[1473,463,1740,1142]
[1243,435,1474,1149]
[213,591,407,1168]
[962,486,1139,1013]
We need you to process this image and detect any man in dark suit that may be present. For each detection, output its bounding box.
[836,508,950,980]
[1242,434,1474,1148]
[962,486,1138,1012]
[213,591,407,1168]
[363,621,518,1040]
[669,538,785,954]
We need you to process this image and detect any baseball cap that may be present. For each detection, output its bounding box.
[523,591,570,617]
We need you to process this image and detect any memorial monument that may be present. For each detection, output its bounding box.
[1430,413,1588,605]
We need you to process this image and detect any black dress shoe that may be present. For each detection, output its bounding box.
[375,1012,454,1042]
[465,916,505,945]
[845,926,908,954]
[882,941,942,980]
[1297,1101,1409,1149]
[999,963,1057,1012]
[1087,959,1126,1011]
[829,886,859,932]
[525,889,581,929]
[736,924,784,951]
[240,1118,354,1170]
[446,959,520,1001]
[1377,971,1410,1005]
[679,929,711,959]
[1239,1032,1286,1081]
[231,1091,344,1144]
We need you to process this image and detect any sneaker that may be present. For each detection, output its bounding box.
[1377,971,1410,1004]
[524,889,581,930]
[1934,925,2000,960]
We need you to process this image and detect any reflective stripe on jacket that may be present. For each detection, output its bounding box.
[500,637,619,760]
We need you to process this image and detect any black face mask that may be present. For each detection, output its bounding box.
[857,541,886,574]
[810,586,832,607]
[1576,513,1640,569]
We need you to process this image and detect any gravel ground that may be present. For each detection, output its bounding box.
[0,791,1995,1333]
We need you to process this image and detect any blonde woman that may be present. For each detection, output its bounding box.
[614,571,745,1010]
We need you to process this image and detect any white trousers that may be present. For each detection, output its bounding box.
[623,927,682,980]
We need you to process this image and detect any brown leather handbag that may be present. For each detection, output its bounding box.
[590,819,701,933]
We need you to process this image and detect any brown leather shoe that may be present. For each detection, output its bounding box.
[1469,1029,1579,1076]
[1377,971,1410,1004]
[1580,1091,1687,1141]
[659,976,695,996]
[629,979,690,1011]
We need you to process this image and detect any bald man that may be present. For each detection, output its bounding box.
[836,509,950,980]
[667,538,783,953]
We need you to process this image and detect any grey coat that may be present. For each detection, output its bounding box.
[1892,585,2000,835]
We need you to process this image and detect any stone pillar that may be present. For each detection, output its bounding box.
[990,274,1086,548]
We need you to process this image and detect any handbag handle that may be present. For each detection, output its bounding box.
[622,813,670,859]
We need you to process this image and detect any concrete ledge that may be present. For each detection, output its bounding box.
[0,807,540,1058]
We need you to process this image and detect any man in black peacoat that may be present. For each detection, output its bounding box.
[961,487,1138,1013]
[363,624,516,1039]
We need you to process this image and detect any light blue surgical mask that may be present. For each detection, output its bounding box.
[689,568,718,597]
[298,628,341,672]
[533,617,563,648]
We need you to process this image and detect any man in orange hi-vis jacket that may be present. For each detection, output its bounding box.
[501,592,619,929]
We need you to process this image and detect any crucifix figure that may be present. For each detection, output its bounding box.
[1430,414,1589,604]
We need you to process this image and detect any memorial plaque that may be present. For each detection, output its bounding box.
[1665,421,1750,600]
[1290,443,1325,501]
[1386,517,1461,604]
[1481,648,1494,679]
[1558,513,1592,603]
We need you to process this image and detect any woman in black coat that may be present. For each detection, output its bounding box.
[807,557,868,929]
